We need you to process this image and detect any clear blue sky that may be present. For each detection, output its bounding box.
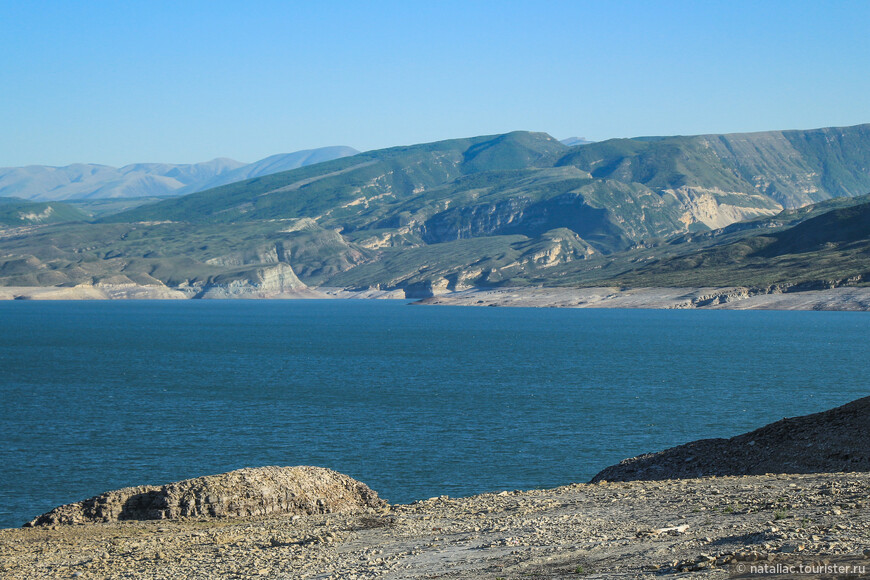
[2,0,869,167]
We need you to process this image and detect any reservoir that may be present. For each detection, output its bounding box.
[0,300,867,528]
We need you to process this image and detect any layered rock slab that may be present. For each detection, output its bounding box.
[592,396,870,482]
[27,466,385,527]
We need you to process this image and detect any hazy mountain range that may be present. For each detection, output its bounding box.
[0,124,868,295]
[0,146,359,201]
[559,137,595,147]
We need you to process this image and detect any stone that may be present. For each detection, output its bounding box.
[26,466,386,526]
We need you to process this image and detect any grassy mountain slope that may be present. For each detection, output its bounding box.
[0,219,370,288]
[586,200,870,289]
[66,197,166,219]
[0,197,89,226]
[783,125,870,201]
[104,132,695,257]
[2,125,870,294]
[106,132,569,225]
[559,124,870,211]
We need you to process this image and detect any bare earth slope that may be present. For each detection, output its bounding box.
[591,396,870,483]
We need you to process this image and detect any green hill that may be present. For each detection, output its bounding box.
[584,199,870,289]
[559,124,870,210]
[106,132,569,226]
[0,197,89,226]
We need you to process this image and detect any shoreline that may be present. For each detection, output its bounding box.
[3,284,870,311]
[0,285,406,301]
[2,472,868,578]
[3,397,869,577]
[418,286,870,311]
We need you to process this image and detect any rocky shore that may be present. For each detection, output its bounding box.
[3,398,870,578]
[3,284,870,311]
[2,473,869,579]
[416,286,870,311]
[0,285,403,301]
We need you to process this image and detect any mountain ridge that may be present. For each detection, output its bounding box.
[0,146,359,201]
[1,123,869,297]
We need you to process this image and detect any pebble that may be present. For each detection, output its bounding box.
[2,472,868,579]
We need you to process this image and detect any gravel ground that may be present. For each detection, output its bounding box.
[2,472,869,579]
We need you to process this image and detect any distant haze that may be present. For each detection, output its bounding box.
[0,146,359,201]
[560,137,595,147]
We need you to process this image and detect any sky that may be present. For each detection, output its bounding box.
[2,0,870,167]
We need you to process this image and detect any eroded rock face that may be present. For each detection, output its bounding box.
[591,396,870,483]
[27,466,386,527]
[195,263,307,298]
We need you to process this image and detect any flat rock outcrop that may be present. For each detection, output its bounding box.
[27,466,385,527]
[591,396,870,483]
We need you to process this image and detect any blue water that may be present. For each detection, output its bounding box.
[0,301,868,528]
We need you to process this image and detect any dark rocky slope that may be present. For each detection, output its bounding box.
[591,396,870,482]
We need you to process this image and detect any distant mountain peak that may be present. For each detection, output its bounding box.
[0,146,360,201]
[560,137,595,147]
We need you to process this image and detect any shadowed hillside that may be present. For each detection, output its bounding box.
[592,396,870,482]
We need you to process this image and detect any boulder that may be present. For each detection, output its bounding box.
[27,466,385,526]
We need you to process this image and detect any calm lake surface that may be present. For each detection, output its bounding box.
[0,300,868,528]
